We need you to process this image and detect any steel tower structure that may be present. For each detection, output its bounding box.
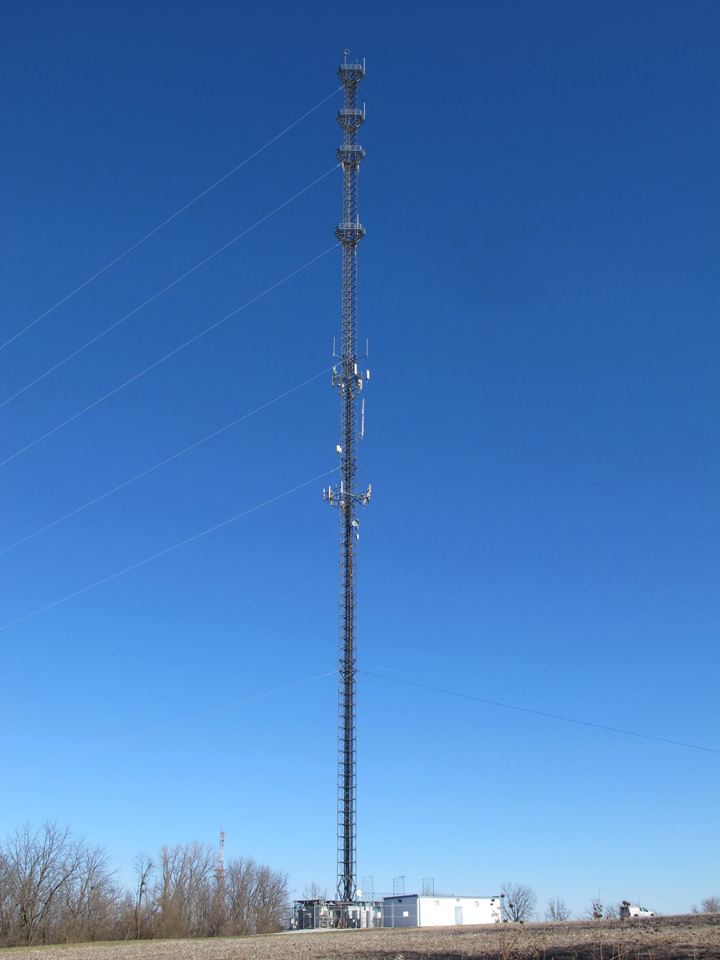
[323,51,370,905]
[215,829,226,887]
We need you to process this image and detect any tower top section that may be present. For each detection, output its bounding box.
[335,52,366,248]
[338,51,365,85]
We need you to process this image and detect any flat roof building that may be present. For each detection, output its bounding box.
[383,894,501,928]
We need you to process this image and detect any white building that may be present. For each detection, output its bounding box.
[383,894,501,927]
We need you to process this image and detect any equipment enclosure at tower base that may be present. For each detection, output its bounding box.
[292,894,502,929]
[292,898,382,930]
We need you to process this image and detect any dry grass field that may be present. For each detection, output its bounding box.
[3,915,719,960]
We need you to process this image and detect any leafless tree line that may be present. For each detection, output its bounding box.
[0,821,288,946]
[545,897,634,921]
[500,882,538,922]
[504,885,672,923]
[546,896,720,920]
[692,896,720,914]
[501,885,606,924]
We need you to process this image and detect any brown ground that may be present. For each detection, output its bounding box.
[3,914,719,960]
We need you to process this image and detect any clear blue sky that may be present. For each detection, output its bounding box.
[1,0,718,917]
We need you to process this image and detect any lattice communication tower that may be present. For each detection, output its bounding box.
[215,829,226,887]
[323,51,370,904]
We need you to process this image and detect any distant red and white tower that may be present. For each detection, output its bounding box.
[215,828,226,886]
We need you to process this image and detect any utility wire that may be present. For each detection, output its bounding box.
[0,167,339,411]
[361,670,720,756]
[525,449,720,550]
[0,467,338,633]
[18,672,337,773]
[483,175,719,416]
[479,175,669,375]
[103,672,336,747]
[483,429,720,550]
[412,484,720,622]
[0,368,331,557]
[0,87,342,353]
[0,244,340,470]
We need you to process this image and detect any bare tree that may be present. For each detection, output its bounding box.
[700,896,720,913]
[58,843,117,942]
[545,897,570,921]
[0,823,290,945]
[223,857,287,935]
[0,849,13,943]
[225,857,258,936]
[501,882,537,922]
[132,854,155,940]
[589,898,604,920]
[254,863,289,933]
[153,842,217,938]
[1,821,86,945]
[301,881,327,899]
[604,902,621,919]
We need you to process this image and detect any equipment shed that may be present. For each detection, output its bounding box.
[383,894,501,927]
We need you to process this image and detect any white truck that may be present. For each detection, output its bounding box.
[620,903,655,919]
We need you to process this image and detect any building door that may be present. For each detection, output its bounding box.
[455,906,463,925]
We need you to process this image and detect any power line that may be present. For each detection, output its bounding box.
[482,175,719,420]
[408,483,720,622]
[0,368,331,557]
[361,670,720,756]
[18,671,337,774]
[0,245,340,470]
[484,429,720,551]
[0,167,339,411]
[103,672,337,747]
[0,467,338,633]
[542,455,720,549]
[479,175,677,376]
[0,87,342,353]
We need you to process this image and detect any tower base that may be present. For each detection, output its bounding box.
[292,898,382,930]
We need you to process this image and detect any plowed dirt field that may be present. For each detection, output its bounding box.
[3,914,719,960]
